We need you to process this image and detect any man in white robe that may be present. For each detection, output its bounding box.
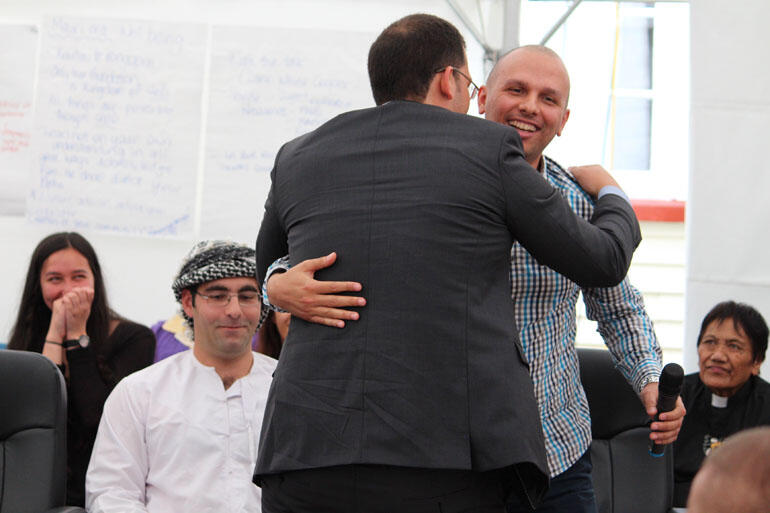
[86,241,276,513]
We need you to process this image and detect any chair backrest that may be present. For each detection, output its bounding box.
[578,348,673,513]
[0,350,67,513]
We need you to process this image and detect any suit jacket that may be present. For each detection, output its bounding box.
[255,101,641,501]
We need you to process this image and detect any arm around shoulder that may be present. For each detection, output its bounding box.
[499,137,641,288]
[591,192,642,253]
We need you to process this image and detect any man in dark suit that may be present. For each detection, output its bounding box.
[255,13,641,513]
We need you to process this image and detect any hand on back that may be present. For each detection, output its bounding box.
[268,252,365,328]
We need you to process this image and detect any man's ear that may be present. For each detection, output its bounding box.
[477,85,488,114]
[181,289,195,319]
[556,108,571,137]
[438,66,456,100]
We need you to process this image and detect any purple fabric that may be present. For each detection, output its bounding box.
[151,319,260,362]
[151,320,190,362]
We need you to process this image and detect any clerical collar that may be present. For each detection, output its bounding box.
[704,376,754,408]
[711,394,729,408]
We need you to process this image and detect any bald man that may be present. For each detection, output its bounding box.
[687,427,770,512]
[476,46,686,513]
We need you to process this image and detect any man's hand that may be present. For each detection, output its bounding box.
[640,381,686,445]
[267,252,366,328]
[568,164,620,197]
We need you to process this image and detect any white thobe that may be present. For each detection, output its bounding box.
[86,350,276,513]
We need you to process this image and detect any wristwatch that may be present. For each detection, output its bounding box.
[64,334,90,351]
[637,374,659,394]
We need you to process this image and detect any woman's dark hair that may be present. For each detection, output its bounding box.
[257,310,283,359]
[8,232,115,356]
[697,300,769,363]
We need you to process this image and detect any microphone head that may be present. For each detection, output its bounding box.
[658,362,684,396]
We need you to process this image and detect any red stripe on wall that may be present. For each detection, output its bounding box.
[631,200,686,222]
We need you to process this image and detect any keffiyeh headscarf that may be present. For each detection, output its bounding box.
[172,240,268,330]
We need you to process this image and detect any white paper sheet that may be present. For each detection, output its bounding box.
[0,24,38,215]
[200,26,375,242]
[29,16,206,237]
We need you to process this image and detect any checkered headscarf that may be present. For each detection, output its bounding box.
[172,240,268,329]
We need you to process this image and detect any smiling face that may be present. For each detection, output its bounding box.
[478,47,570,169]
[181,277,261,362]
[698,318,762,397]
[39,247,95,310]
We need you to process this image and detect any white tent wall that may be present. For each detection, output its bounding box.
[0,0,487,341]
[686,0,770,377]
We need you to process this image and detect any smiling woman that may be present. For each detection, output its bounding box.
[7,232,156,507]
[672,301,770,507]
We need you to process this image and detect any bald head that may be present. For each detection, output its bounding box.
[688,427,770,513]
[486,45,570,103]
[477,45,571,168]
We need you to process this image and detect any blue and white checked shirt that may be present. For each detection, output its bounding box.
[514,156,661,477]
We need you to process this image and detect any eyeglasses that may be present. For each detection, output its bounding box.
[195,291,261,308]
[435,66,479,100]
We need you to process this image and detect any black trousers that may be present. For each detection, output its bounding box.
[261,464,525,513]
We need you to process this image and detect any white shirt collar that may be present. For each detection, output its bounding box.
[711,394,729,408]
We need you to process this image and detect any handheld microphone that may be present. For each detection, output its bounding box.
[650,362,684,457]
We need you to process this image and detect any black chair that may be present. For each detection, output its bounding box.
[0,350,85,513]
[578,348,675,513]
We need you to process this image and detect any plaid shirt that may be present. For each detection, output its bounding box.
[513,156,662,477]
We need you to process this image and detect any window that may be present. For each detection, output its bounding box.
[519,0,690,200]
[610,9,653,171]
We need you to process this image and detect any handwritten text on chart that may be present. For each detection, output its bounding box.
[205,40,364,185]
[0,101,32,153]
[30,17,205,237]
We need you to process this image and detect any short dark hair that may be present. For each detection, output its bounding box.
[697,301,769,363]
[367,13,467,105]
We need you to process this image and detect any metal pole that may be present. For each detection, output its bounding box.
[540,0,584,45]
[446,0,490,51]
[501,0,521,53]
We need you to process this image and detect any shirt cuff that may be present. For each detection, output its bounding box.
[262,256,291,313]
[598,185,631,206]
[633,360,663,393]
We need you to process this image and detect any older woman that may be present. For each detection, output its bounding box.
[673,300,770,506]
